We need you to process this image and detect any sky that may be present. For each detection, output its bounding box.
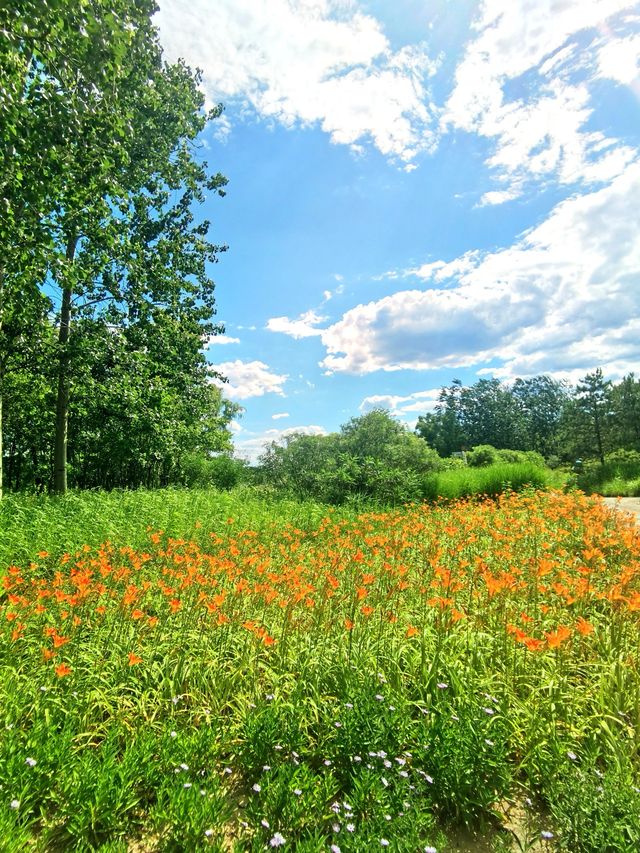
[154,0,640,461]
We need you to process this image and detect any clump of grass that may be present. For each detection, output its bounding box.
[421,462,550,501]
[1,489,638,849]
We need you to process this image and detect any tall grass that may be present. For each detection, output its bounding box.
[421,462,551,501]
[1,488,638,850]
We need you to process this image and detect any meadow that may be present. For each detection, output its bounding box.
[1,488,639,852]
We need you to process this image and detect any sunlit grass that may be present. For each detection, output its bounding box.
[1,489,639,850]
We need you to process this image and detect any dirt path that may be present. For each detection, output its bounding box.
[602,496,640,524]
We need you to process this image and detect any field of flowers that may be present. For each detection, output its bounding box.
[1,488,639,851]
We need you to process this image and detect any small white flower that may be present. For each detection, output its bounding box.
[395,757,406,766]
[10,799,19,809]
[381,777,389,787]
[183,782,192,789]
[200,789,206,796]
[375,694,384,702]
[275,744,283,750]
[541,830,554,839]
[437,682,448,689]
[266,694,275,700]
[40,686,47,692]
[345,702,353,709]
[332,822,341,833]
[180,763,189,771]
[334,721,342,728]
[425,774,434,784]
[252,783,261,792]
[483,707,495,715]
[204,828,214,837]
[223,767,232,775]
[269,831,285,846]
[485,739,494,747]
[331,802,341,813]
[293,788,302,796]
[263,765,271,771]
[388,705,396,711]
[380,839,389,847]
[346,823,355,832]
[170,731,177,738]
[261,818,270,828]
[25,757,36,767]
[331,845,341,853]
[171,696,180,705]
[399,770,409,778]
[384,760,392,768]
[324,759,332,766]
[567,751,577,761]
[353,755,362,763]
[425,847,438,853]
[384,814,391,821]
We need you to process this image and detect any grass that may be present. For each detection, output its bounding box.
[577,460,640,497]
[421,462,554,501]
[1,487,639,851]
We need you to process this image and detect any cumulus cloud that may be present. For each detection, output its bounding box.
[156,0,438,163]
[444,0,638,201]
[597,32,640,85]
[234,424,327,463]
[203,334,241,347]
[318,160,640,379]
[359,390,440,417]
[266,310,327,339]
[211,360,288,400]
[272,412,290,420]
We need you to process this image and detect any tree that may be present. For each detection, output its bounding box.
[2,0,230,493]
[512,375,570,456]
[575,369,613,465]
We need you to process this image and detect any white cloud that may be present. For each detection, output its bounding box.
[272,412,290,420]
[266,309,327,339]
[444,0,639,200]
[203,334,241,347]
[156,0,438,162]
[234,424,327,463]
[211,360,288,400]
[318,160,640,379]
[597,32,640,84]
[360,390,440,417]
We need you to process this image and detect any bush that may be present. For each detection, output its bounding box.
[466,445,499,467]
[181,453,248,490]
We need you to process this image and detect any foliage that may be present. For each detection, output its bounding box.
[1,488,639,849]
[415,372,640,470]
[0,0,234,495]
[259,410,443,505]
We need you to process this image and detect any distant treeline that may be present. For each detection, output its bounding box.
[415,371,639,465]
[250,371,640,505]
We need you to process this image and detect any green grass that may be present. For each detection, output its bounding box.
[421,462,552,501]
[1,487,639,851]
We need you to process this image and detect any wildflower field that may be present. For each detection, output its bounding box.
[1,489,639,852]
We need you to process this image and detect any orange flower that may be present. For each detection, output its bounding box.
[523,636,543,652]
[128,653,142,666]
[55,663,72,677]
[545,625,572,649]
[169,598,181,613]
[263,635,276,646]
[575,616,594,636]
[52,633,69,649]
[131,609,145,620]
[406,625,419,638]
[361,605,374,617]
[344,618,354,631]
[37,551,50,559]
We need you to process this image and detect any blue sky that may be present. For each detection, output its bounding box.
[155,0,640,460]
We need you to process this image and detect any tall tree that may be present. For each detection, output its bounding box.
[575,368,613,465]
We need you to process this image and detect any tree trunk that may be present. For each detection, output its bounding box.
[53,235,78,494]
[0,266,4,501]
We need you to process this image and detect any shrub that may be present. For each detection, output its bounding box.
[466,445,499,467]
